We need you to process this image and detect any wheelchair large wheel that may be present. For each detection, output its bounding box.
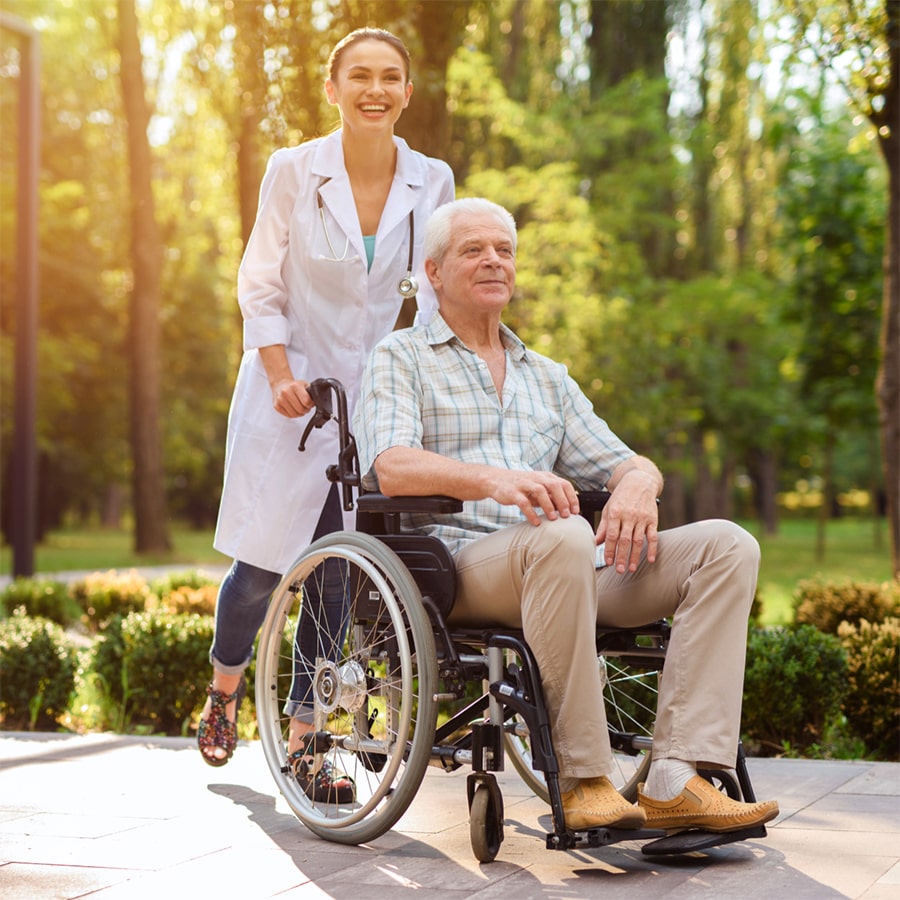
[256,531,438,845]
[505,652,659,803]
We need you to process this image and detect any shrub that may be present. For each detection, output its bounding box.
[149,569,220,598]
[0,609,78,728]
[91,614,128,706]
[794,578,899,635]
[742,624,848,756]
[838,617,900,761]
[0,578,81,627]
[71,570,154,632]
[99,610,215,734]
[156,584,218,617]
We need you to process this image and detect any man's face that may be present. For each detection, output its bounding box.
[427,213,516,316]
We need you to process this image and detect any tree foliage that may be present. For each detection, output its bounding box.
[0,0,888,560]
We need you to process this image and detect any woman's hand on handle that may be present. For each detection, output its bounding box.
[259,344,313,418]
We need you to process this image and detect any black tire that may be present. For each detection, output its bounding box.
[256,531,438,845]
[469,784,503,863]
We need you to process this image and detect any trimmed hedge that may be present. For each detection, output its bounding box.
[838,616,899,761]
[792,577,899,760]
[742,624,848,756]
[1,570,896,761]
[71,570,155,632]
[0,609,78,728]
[0,577,81,627]
[794,578,899,634]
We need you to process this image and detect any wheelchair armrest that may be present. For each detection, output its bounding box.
[356,493,463,516]
[578,490,611,523]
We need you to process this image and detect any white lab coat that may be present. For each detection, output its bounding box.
[214,131,455,573]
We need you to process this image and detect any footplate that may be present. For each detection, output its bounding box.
[546,824,768,854]
[641,824,768,856]
[546,826,667,851]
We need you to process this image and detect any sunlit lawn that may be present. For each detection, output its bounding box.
[743,516,893,626]
[1,516,893,627]
[0,525,228,577]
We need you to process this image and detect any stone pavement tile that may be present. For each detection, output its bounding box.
[836,762,900,797]
[779,796,900,837]
[0,862,138,900]
[76,845,323,900]
[765,826,898,898]
[746,757,871,803]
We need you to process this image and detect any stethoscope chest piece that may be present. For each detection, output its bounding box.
[398,274,418,299]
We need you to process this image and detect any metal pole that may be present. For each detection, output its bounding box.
[2,13,40,578]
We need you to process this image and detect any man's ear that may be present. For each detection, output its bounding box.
[425,258,441,290]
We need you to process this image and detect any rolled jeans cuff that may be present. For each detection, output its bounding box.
[282,701,315,723]
[208,652,252,677]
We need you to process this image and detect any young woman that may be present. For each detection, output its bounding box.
[198,29,455,802]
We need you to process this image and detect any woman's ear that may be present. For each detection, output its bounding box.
[324,79,337,105]
[403,81,413,109]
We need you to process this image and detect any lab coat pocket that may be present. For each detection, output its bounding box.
[308,253,367,341]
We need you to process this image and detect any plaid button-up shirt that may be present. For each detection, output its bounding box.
[354,313,635,556]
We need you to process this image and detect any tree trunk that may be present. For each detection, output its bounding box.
[117,0,171,553]
[872,0,899,577]
[230,0,266,250]
[393,1,471,160]
[748,447,779,535]
[661,440,688,528]
[815,429,836,563]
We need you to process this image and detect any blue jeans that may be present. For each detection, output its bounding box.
[209,484,346,722]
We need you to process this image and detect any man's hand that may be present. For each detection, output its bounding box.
[487,470,580,526]
[596,462,662,573]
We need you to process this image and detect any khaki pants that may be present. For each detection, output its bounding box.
[449,515,759,781]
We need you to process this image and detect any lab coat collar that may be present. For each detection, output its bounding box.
[312,131,423,252]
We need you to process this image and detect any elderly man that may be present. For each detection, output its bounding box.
[354,198,778,833]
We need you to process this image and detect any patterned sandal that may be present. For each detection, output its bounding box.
[289,751,356,804]
[197,676,246,768]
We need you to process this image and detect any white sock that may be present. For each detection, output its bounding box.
[643,758,697,801]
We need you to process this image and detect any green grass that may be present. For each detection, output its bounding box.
[745,516,893,626]
[2,517,893,627]
[0,525,227,576]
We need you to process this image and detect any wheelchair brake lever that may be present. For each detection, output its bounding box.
[298,378,337,452]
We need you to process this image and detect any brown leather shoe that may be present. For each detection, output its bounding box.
[638,775,779,833]
[561,776,648,830]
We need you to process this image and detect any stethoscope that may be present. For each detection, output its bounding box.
[317,190,418,300]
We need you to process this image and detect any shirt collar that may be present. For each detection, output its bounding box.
[424,312,528,362]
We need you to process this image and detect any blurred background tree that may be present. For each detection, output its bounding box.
[0,0,892,570]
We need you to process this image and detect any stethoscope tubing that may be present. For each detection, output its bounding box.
[317,189,417,298]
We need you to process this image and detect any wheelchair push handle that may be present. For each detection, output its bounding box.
[297,377,360,511]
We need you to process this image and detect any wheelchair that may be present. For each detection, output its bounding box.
[254,378,768,863]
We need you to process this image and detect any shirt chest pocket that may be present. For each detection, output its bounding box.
[524,414,565,470]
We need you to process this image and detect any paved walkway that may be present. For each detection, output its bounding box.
[0,732,897,899]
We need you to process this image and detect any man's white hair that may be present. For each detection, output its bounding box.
[424,198,518,264]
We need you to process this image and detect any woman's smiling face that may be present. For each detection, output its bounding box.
[325,39,413,131]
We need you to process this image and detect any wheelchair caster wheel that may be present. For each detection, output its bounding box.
[469,781,504,862]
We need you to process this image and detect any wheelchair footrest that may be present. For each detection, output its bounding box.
[640,824,768,856]
[547,826,667,851]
